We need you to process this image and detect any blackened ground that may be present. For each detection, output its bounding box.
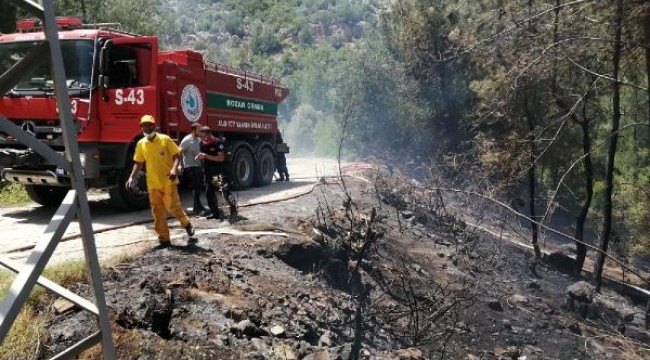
[40,175,649,360]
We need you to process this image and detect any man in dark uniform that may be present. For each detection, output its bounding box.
[274,132,289,181]
[276,152,289,181]
[195,126,237,220]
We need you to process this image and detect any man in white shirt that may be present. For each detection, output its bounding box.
[179,123,207,215]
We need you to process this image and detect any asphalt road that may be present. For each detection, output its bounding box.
[0,157,346,264]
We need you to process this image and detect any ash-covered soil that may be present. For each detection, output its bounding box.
[40,174,649,360]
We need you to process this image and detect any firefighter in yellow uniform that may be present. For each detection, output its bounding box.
[126,115,196,246]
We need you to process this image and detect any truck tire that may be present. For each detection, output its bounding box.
[24,185,68,207]
[228,147,254,190]
[109,161,149,211]
[254,147,275,186]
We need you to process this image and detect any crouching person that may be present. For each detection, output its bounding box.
[196,126,238,220]
[212,174,238,221]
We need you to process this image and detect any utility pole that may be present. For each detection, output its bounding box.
[0,0,115,358]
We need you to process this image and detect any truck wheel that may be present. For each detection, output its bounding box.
[109,163,149,211]
[228,147,254,190]
[24,185,68,207]
[254,148,275,186]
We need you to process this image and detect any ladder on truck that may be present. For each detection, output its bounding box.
[162,60,181,141]
[204,60,282,87]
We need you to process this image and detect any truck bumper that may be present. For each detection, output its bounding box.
[0,147,101,185]
[1,169,65,186]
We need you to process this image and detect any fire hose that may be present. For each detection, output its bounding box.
[3,176,367,255]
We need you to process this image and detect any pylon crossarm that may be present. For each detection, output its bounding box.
[0,115,71,171]
[48,331,102,360]
[0,257,100,315]
[0,191,77,341]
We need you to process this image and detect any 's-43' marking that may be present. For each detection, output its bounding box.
[115,89,145,105]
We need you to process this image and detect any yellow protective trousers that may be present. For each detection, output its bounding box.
[148,184,190,242]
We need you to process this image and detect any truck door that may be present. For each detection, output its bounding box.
[97,37,158,142]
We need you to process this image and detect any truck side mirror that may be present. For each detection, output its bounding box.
[99,75,110,101]
[99,75,110,88]
[99,41,110,73]
[98,41,111,101]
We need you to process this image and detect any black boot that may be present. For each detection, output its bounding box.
[185,223,195,237]
[192,206,207,215]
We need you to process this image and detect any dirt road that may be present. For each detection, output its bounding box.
[0,157,348,264]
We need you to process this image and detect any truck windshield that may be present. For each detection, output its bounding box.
[0,40,94,97]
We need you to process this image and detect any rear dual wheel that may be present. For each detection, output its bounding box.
[254,147,275,186]
[227,146,275,190]
[227,147,255,191]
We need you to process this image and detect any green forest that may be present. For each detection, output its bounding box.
[2,0,649,268]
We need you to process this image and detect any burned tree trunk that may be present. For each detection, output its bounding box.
[551,0,591,273]
[528,132,541,258]
[643,5,650,125]
[349,208,377,360]
[525,92,541,259]
[574,103,593,275]
[645,300,650,330]
[593,0,625,291]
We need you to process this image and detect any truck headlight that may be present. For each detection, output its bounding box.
[79,153,87,167]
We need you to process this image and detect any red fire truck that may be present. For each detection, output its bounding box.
[0,17,290,210]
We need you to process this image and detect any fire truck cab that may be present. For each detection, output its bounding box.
[0,18,290,210]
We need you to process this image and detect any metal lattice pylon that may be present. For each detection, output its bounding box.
[0,0,116,358]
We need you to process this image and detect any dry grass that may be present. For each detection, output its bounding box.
[0,183,31,207]
[0,271,47,360]
[0,252,141,359]
[0,307,47,360]
[0,270,12,300]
